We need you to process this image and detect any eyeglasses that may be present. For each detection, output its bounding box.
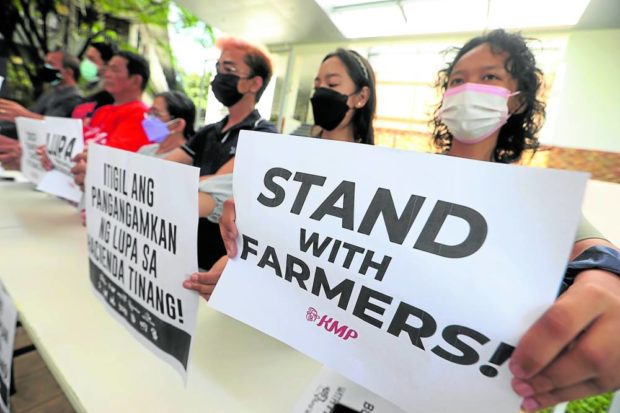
[148,108,171,121]
[214,61,253,79]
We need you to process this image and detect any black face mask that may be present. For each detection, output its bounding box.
[37,64,62,84]
[310,87,351,131]
[211,73,244,107]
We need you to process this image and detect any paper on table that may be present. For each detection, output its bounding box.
[36,169,82,202]
[290,366,405,413]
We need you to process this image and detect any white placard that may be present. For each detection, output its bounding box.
[16,117,47,184]
[0,76,3,90]
[210,131,589,413]
[85,144,200,380]
[291,366,405,413]
[0,281,17,413]
[36,169,82,202]
[36,116,83,201]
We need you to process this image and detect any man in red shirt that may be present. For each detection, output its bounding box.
[85,51,150,152]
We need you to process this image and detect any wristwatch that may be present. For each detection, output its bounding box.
[560,245,620,294]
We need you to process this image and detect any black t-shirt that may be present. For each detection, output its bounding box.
[181,109,277,176]
[181,110,278,270]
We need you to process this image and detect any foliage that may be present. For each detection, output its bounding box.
[2,0,214,103]
[537,392,613,413]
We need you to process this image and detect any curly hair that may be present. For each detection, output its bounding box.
[431,29,546,164]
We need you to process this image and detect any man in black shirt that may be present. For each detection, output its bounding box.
[0,50,83,169]
[166,37,277,270]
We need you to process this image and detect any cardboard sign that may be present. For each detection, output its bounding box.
[16,117,47,184]
[36,116,83,202]
[0,281,17,413]
[85,144,200,379]
[291,367,405,413]
[209,131,588,412]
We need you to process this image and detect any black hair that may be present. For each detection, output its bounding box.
[90,41,118,63]
[244,51,272,102]
[61,53,81,82]
[115,51,150,91]
[322,48,376,145]
[156,91,196,139]
[431,29,546,163]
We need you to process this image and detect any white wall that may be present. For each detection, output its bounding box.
[545,29,620,152]
[583,180,620,245]
[276,29,620,153]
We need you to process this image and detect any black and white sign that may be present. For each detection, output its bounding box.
[210,131,589,412]
[86,144,200,379]
[36,116,83,202]
[0,281,17,413]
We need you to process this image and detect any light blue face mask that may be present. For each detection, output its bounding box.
[142,116,170,143]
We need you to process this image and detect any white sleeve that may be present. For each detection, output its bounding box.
[198,173,233,223]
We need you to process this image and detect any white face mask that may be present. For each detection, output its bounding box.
[439,83,518,144]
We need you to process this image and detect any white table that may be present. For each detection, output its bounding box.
[1,178,619,413]
[0,183,321,413]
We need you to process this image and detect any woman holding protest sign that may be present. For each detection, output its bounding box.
[429,28,620,412]
[218,29,620,412]
[182,48,377,301]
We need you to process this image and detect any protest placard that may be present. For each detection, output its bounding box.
[0,281,17,413]
[85,144,200,379]
[36,116,83,202]
[209,131,589,412]
[16,117,47,184]
[291,367,405,413]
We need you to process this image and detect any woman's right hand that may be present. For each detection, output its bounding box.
[71,150,88,191]
[36,145,53,171]
[219,198,239,257]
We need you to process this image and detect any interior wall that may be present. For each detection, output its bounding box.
[545,29,620,152]
[274,29,620,154]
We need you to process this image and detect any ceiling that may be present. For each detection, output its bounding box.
[177,0,620,47]
[177,0,345,45]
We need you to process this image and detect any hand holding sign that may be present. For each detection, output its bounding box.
[510,239,620,412]
[0,98,40,123]
[71,149,88,191]
[220,198,239,257]
[0,134,21,170]
[182,255,228,301]
[36,144,54,171]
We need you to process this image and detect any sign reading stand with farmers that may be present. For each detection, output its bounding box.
[209,131,589,412]
[85,144,199,380]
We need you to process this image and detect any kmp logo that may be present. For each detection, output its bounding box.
[306,307,359,341]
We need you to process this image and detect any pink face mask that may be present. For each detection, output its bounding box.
[439,83,518,144]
